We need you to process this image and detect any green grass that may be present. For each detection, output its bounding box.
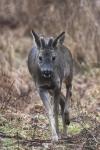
[2,138,15,150]
[68,123,82,135]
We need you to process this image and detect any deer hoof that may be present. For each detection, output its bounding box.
[63,112,70,125]
[52,135,58,142]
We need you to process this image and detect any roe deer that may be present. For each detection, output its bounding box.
[28,31,73,142]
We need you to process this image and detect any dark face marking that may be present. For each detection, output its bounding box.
[38,49,56,78]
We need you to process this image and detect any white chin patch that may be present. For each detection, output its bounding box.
[43,74,51,78]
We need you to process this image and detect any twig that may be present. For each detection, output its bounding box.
[17,132,20,150]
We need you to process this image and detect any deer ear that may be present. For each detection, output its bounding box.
[53,32,65,47]
[31,30,41,48]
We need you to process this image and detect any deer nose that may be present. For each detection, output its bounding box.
[42,69,53,78]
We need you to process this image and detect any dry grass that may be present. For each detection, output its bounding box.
[0,66,99,149]
[0,0,100,66]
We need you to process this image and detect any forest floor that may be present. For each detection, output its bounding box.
[0,66,100,150]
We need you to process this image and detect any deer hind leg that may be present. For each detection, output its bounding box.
[62,82,72,135]
[59,92,67,135]
[64,82,72,124]
[53,89,60,136]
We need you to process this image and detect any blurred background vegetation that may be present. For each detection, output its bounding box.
[0,0,100,149]
[0,0,100,69]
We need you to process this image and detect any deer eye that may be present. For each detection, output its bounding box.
[52,56,56,61]
[39,56,42,61]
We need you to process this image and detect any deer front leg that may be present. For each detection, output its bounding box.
[39,88,58,142]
